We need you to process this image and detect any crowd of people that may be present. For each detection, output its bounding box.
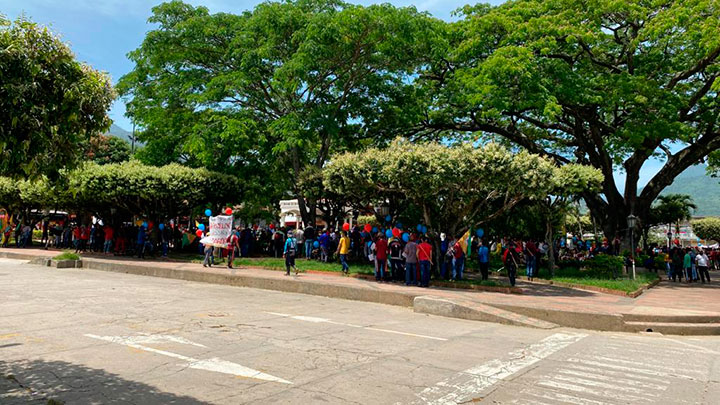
[3,215,718,288]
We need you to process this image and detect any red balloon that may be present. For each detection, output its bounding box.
[225,207,233,215]
[364,224,372,233]
[195,230,203,237]
[342,223,350,232]
[269,223,275,229]
[148,221,154,229]
[392,228,400,238]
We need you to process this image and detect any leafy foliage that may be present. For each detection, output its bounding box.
[85,135,131,165]
[0,17,115,179]
[692,217,720,242]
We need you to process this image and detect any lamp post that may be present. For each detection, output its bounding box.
[627,214,638,280]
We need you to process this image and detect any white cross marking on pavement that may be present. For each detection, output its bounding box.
[411,332,587,405]
[84,334,292,384]
[265,311,448,341]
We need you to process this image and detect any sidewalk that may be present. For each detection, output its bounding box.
[3,247,720,335]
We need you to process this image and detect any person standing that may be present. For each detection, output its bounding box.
[136,225,147,259]
[319,230,330,263]
[417,237,433,287]
[160,224,171,258]
[374,233,389,282]
[284,231,298,275]
[273,228,285,258]
[525,239,538,281]
[696,249,711,284]
[690,248,698,281]
[683,248,693,283]
[403,236,418,286]
[202,241,214,267]
[304,224,316,260]
[389,236,404,281]
[452,237,465,281]
[337,231,350,274]
[227,230,240,269]
[103,224,114,255]
[503,242,521,287]
[477,239,490,281]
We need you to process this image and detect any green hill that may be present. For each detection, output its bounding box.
[104,123,135,144]
[661,165,720,216]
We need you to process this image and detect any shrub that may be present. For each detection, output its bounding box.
[53,251,80,261]
[583,254,623,279]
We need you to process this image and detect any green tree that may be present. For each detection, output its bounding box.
[0,16,115,179]
[645,194,697,246]
[85,135,132,164]
[417,0,720,248]
[692,217,720,243]
[118,0,441,225]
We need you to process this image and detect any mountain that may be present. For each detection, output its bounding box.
[104,123,134,144]
[660,165,720,217]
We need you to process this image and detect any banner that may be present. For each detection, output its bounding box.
[200,215,233,248]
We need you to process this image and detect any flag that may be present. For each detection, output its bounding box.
[458,228,470,254]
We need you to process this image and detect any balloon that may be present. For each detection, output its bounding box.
[416,224,423,232]
[205,209,212,217]
[142,221,148,228]
[385,215,391,222]
[385,229,393,239]
[313,241,320,248]
[148,221,154,229]
[135,219,143,226]
[421,225,427,234]
[396,222,403,229]
[476,228,484,238]
[225,207,233,215]
[372,226,378,234]
[342,223,350,232]
[198,224,206,231]
[392,228,400,238]
[269,223,275,229]
[364,224,372,233]
[195,230,203,237]
[159,223,165,230]
[402,232,410,242]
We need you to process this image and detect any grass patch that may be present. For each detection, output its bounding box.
[540,267,658,293]
[53,251,80,261]
[187,255,376,275]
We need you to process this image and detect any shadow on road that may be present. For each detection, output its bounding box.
[1,359,208,404]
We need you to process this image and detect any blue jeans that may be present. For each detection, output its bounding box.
[104,240,112,253]
[405,262,417,285]
[306,239,314,258]
[419,260,431,287]
[692,264,698,280]
[441,259,450,279]
[376,259,386,280]
[526,255,536,277]
[452,256,464,280]
[340,254,349,273]
[162,242,169,257]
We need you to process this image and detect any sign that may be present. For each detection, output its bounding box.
[200,215,233,248]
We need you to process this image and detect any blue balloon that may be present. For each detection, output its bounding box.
[372,227,378,234]
[476,228,484,238]
[385,215,391,222]
[416,224,423,232]
[198,224,206,231]
[313,241,320,248]
[204,209,212,217]
[421,225,427,234]
[142,221,148,228]
[385,229,392,238]
[402,232,410,242]
[159,223,165,230]
[396,222,403,229]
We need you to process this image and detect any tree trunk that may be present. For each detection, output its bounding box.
[546,219,555,278]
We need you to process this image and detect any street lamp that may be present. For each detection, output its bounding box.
[627,214,638,280]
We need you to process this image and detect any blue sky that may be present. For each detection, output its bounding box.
[2,0,672,188]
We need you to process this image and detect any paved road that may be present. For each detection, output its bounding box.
[1,259,718,404]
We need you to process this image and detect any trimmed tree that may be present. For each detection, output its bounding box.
[692,217,720,243]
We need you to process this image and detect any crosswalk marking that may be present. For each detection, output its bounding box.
[552,374,659,396]
[522,388,611,405]
[557,368,667,390]
[538,380,652,403]
[565,358,697,380]
[563,364,666,384]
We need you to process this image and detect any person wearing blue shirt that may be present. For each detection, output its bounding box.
[478,239,490,280]
[318,231,330,262]
[284,231,298,276]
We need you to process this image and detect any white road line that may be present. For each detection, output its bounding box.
[84,334,292,384]
[522,388,612,405]
[587,355,704,375]
[538,380,651,403]
[564,364,665,384]
[564,358,697,380]
[552,374,658,396]
[412,332,587,404]
[265,311,447,341]
[557,369,667,390]
[112,334,207,348]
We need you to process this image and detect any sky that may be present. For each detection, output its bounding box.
[2,0,673,188]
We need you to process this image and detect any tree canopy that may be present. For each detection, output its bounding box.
[322,139,602,236]
[0,16,115,179]
[118,0,442,225]
[85,135,132,165]
[416,0,720,244]
[692,217,720,243]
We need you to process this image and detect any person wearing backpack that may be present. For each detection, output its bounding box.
[374,233,389,282]
[389,236,404,281]
[503,242,521,286]
[284,230,298,276]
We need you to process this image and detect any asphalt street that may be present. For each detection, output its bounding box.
[1,258,719,404]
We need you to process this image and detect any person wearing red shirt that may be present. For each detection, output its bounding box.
[452,239,465,281]
[417,237,433,287]
[227,230,240,269]
[374,234,389,281]
[72,225,82,253]
[103,225,114,255]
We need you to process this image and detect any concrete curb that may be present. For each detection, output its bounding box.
[518,276,661,298]
[413,296,557,329]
